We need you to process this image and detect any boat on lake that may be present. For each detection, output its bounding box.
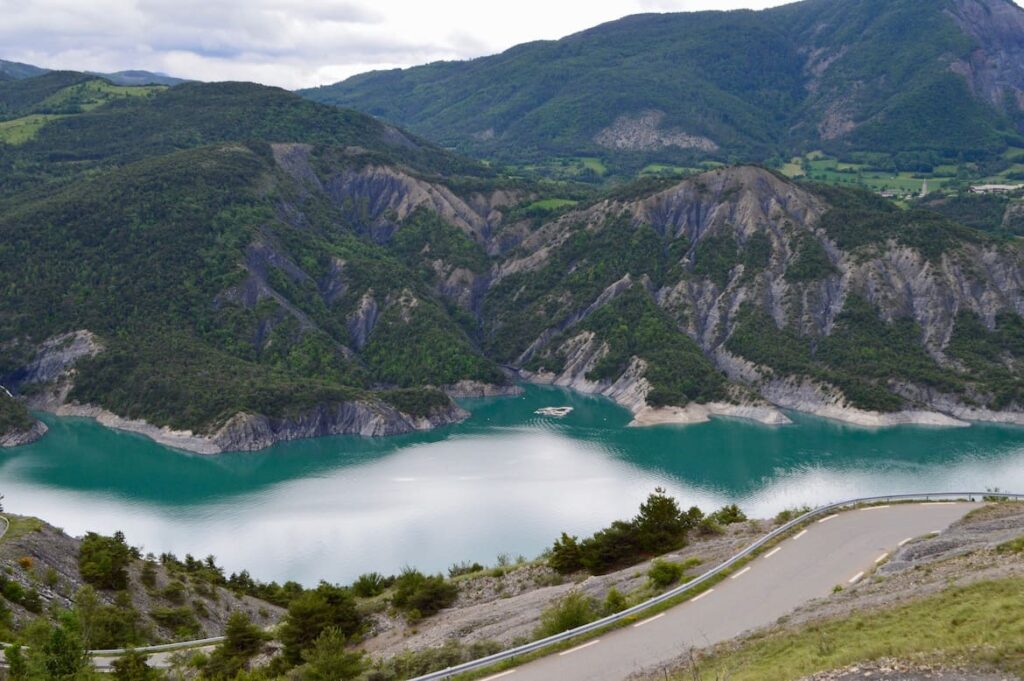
[535,406,573,417]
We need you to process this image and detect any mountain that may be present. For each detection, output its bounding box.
[2,65,1024,453]
[303,0,1024,169]
[0,57,187,86]
[90,69,188,86]
[0,77,512,452]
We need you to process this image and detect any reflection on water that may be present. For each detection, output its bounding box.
[4,385,1024,584]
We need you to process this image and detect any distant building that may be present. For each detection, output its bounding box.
[970,184,1024,194]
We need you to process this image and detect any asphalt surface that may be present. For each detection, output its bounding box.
[486,502,979,681]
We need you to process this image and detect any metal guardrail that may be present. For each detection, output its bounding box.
[89,636,226,656]
[409,491,1024,681]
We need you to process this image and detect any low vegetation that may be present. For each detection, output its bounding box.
[664,578,1024,680]
[548,489,745,575]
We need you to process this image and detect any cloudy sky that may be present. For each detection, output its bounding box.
[2,0,1022,90]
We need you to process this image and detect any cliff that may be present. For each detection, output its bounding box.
[488,166,1024,428]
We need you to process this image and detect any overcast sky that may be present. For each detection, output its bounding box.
[2,0,1023,90]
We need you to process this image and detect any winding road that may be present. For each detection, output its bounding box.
[475,501,978,681]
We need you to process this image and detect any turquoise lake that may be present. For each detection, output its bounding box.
[3,385,1024,584]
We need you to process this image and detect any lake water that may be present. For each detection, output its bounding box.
[4,385,1024,585]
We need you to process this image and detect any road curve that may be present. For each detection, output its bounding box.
[485,502,978,681]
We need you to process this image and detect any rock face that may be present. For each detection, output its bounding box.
[443,380,524,399]
[491,166,1024,428]
[947,0,1024,112]
[0,420,48,448]
[594,110,719,152]
[207,401,468,454]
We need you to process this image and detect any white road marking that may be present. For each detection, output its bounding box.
[874,552,889,564]
[633,613,665,628]
[480,671,517,681]
[764,547,782,559]
[818,514,839,523]
[731,567,752,580]
[860,505,890,511]
[848,571,865,584]
[690,589,714,602]
[793,529,808,540]
[559,640,600,656]
[898,537,913,547]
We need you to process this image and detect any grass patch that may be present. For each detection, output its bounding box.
[0,515,45,543]
[669,578,1024,680]
[0,114,66,144]
[996,536,1024,555]
[527,198,578,211]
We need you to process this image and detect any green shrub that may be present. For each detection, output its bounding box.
[447,562,485,578]
[696,518,725,536]
[161,580,187,604]
[709,504,748,525]
[647,559,684,588]
[391,569,458,618]
[548,533,583,574]
[296,627,366,680]
[603,587,627,615]
[351,572,390,598]
[140,562,157,589]
[76,586,144,649]
[149,606,199,637]
[280,583,362,665]
[111,649,161,680]
[79,531,133,590]
[774,506,809,524]
[202,612,267,680]
[535,591,597,638]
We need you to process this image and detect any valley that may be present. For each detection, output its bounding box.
[3,0,1024,678]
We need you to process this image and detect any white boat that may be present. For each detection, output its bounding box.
[534,406,573,417]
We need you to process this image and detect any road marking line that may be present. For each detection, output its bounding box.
[848,571,865,584]
[559,640,600,656]
[690,589,714,602]
[818,514,839,523]
[480,671,517,681]
[764,547,782,559]
[860,505,890,511]
[731,566,752,580]
[793,529,808,540]
[898,537,913,547]
[875,552,889,564]
[633,613,665,628]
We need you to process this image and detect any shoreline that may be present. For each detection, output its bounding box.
[18,378,1024,456]
[519,370,1024,431]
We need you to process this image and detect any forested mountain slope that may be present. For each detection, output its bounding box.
[2,70,1024,452]
[304,0,1024,168]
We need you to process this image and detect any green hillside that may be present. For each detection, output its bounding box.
[303,0,1024,171]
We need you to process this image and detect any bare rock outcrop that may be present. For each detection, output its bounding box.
[595,110,718,152]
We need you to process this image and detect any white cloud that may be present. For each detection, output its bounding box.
[2,0,1023,90]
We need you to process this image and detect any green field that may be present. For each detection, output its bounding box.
[36,79,166,113]
[0,114,66,144]
[779,153,953,196]
[526,198,578,211]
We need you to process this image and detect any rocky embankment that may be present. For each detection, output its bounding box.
[0,515,283,639]
[0,420,48,448]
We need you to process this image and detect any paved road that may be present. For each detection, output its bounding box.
[488,502,978,681]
